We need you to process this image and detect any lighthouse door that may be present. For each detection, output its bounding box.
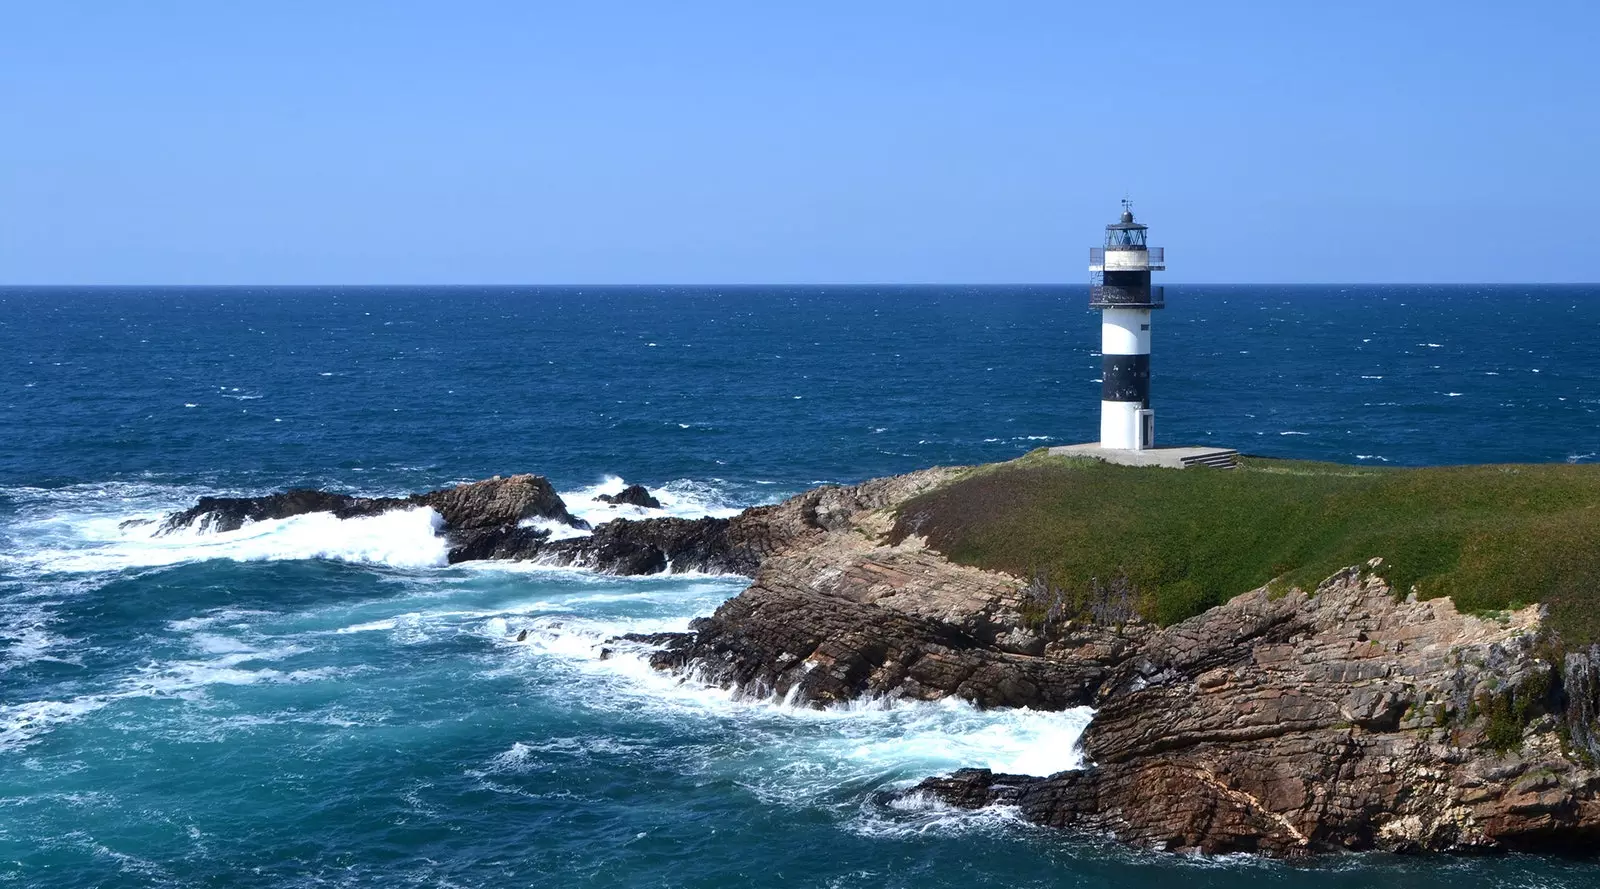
[1137,410,1155,450]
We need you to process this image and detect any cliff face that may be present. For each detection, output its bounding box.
[919,568,1600,856]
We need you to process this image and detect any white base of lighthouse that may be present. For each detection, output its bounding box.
[1100,401,1153,450]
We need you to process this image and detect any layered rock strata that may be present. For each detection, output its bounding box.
[917,568,1600,856]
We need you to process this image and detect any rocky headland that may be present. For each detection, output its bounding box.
[158,460,1600,857]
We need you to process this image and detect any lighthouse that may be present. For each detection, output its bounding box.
[1089,201,1165,450]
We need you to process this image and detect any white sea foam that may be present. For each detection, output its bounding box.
[165,609,277,633]
[519,516,590,541]
[17,506,450,574]
[855,792,1030,838]
[477,595,1094,814]
[2,474,760,583]
[559,475,746,528]
[0,697,111,752]
[0,631,339,750]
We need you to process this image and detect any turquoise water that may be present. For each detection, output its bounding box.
[2,286,1598,886]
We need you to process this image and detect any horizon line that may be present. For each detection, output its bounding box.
[2,281,1597,289]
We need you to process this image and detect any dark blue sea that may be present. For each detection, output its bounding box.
[2,285,1597,888]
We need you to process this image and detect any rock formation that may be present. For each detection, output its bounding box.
[596,484,663,509]
[915,567,1600,856]
[618,468,1600,857]
[157,463,1600,856]
[158,474,588,564]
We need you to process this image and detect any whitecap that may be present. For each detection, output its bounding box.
[558,476,748,529]
[0,697,111,752]
[166,609,276,633]
[18,506,450,574]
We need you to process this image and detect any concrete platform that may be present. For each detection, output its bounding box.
[1047,443,1239,470]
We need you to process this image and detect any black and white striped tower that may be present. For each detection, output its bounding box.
[1089,200,1165,450]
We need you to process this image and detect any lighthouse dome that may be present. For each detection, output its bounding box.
[1120,209,1135,224]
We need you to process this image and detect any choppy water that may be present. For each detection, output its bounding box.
[2,285,1597,887]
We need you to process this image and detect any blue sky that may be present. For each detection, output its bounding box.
[2,1,1595,284]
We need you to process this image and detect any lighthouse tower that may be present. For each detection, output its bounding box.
[1089,201,1165,450]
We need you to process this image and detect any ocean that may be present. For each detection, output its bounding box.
[1,284,1597,887]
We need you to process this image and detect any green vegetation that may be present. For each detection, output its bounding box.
[890,453,1600,643]
[1468,671,1555,753]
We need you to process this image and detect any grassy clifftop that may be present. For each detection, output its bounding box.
[890,453,1600,644]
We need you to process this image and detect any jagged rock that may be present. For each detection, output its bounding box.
[159,474,582,535]
[417,474,584,531]
[596,484,663,509]
[647,542,1143,708]
[158,489,394,535]
[634,466,1153,706]
[540,516,737,574]
[156,474,589,563]
[1562,645,1600,763]
[913,571,1600,856]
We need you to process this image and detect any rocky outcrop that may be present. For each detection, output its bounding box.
[914,566,1600,856]
[160,474,582,535]
[158,474,589,564]
[597,484,663,509]
[637,465,1148,706]
[159,489,399,534]
[158,461,1600,856]
[646,536,1145,708]
[615,465,1600,857]
[152,470,944,577]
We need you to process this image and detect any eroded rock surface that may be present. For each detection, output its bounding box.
[619,466,1600,857]
[916,568,1600,856]
[639,466,1149,707]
